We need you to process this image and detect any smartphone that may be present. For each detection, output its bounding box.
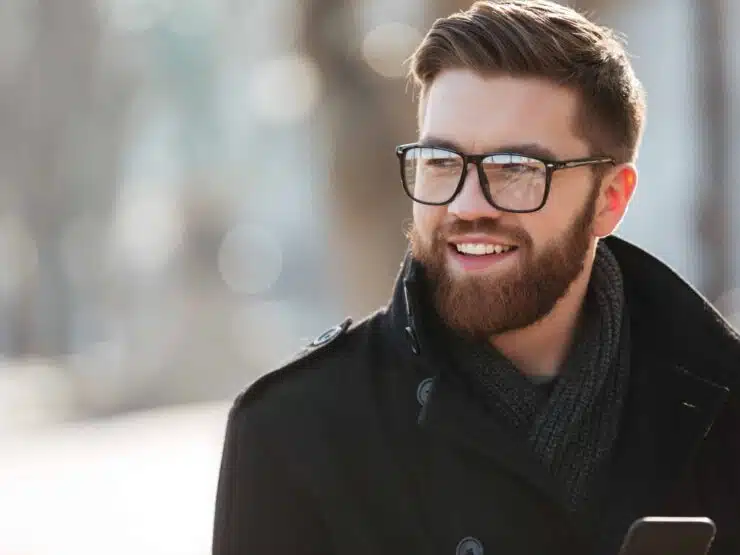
[617,517,716,555]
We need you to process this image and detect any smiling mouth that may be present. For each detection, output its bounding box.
[452,243,518,256]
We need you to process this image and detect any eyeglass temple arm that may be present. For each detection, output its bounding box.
[553,158,615,170]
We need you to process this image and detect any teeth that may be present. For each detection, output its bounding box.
[455,243,514,256]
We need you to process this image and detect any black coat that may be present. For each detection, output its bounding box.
[212,236,740,555]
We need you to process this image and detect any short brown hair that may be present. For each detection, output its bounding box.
[409,0,646,164]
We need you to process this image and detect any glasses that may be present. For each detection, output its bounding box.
[395,143,615,213]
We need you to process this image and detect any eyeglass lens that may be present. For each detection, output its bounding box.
[402,146,547,210]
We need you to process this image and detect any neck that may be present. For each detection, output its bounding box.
[490,246,597,377]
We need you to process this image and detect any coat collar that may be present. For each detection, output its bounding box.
[604,235,740,389]
[383,235,738,545]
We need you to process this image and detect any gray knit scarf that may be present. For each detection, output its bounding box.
[445,242,631,512]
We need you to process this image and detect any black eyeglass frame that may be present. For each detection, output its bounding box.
[395,143,616,213]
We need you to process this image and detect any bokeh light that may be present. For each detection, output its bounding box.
[218,224,284,295]
[248,53,322,125]
[361,22,423,78]
[109,186,185,276]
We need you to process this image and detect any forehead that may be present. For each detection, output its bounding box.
[420,69,589,157]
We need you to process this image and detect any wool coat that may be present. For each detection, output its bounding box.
[212,236,740,555]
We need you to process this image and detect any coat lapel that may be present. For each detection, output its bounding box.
[418,370,572,514]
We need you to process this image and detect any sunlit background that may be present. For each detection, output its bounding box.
[1,0,739,553]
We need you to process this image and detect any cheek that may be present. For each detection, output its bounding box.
[532,185,592,239]
[413,204,446,239]
[520,210,566,250]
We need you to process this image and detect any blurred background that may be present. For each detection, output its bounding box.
[0,0,738,553]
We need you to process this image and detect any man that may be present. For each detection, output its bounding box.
[212,1,740,554]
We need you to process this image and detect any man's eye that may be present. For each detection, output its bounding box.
[426,158,458,168]
[501,164,534,173]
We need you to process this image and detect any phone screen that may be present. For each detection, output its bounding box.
[618,517,716,555]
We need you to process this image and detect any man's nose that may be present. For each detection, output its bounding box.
[447,164,504,221]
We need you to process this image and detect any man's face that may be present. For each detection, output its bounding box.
[408,70,601,338]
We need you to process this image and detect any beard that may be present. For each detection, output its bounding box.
[407,188,598,339]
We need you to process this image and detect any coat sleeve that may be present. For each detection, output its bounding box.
[212,399,330,554]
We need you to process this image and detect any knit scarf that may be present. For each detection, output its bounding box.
[444,242,631,512]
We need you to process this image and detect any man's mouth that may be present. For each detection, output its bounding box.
[446,241,519,272]
[452,243,518,256]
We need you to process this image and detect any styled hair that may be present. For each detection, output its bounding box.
[409,0,646,163]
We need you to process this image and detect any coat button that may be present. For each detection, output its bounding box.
[456,537,484,555]
[416,377,434,406]
[309,325,342,347]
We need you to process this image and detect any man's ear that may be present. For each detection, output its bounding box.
[592,163,637,238]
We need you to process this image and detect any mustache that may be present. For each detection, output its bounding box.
[434,219,531,246]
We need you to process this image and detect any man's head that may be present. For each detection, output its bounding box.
[404,0,645,339]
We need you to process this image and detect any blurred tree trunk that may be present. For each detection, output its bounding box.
[0,0,131,357]
[299,0,469,317]
[696,0,731,301]
[1,0,98,356]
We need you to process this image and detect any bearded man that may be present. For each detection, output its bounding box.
[212,2,740,554]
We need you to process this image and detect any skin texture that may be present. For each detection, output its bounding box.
[408,69,637,377]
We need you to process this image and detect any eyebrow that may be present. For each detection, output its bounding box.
[418,136,559,161]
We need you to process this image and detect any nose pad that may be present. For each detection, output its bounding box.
[447,164,501,219]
